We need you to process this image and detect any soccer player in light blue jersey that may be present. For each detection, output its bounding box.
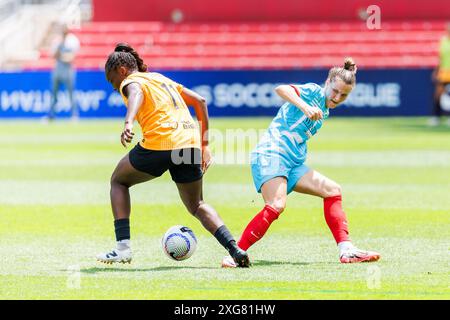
[222,58,380,267]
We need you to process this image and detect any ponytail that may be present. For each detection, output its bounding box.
[105,42,148,74]
[114,43,148,72]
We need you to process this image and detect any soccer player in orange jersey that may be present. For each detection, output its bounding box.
[96,43,249,267]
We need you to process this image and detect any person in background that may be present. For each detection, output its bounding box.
[47,24,80,121]
[430,22,450,126]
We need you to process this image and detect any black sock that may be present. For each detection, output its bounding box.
[114,219,130,241]
[214,225,238,256]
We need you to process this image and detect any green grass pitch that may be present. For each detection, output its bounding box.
[0,117,449,299]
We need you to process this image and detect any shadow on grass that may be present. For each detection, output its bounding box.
[252,260,337,267]
[79,260,338,273]
[252,260,310,267]
[80,265,217,274]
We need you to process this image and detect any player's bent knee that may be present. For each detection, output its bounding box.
[110,174,119,187]
[324,182,342,198]
[110,180,124,191]
[184,203,197,215]
[269,198,286,214]
[188,201,205,216]
[110,173,130,188]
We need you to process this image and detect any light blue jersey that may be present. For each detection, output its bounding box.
[251,83,328,193]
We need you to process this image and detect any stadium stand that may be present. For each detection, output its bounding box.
[26,20,444,70]
[0,0,91,70]
[4,0,448,70]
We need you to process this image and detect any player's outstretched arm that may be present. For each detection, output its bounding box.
[180,87,212,172]
[275,85,323,121]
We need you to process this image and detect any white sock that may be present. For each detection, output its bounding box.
[117,239,130,251]
[338,241,354,254]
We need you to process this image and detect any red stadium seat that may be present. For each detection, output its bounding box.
[28,20,445,70]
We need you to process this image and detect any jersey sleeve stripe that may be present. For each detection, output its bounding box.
[290,85,301,97]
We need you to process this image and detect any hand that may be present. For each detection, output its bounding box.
[201,145,213,173]
[303,106,323,121]
[120,121,134,147]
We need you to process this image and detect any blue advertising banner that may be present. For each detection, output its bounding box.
[0,68,435,118]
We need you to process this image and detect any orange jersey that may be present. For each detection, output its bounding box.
[119,72,201,150]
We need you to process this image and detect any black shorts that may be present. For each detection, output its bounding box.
[128,143,203,183]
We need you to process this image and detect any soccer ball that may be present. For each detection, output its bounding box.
[162,225,197,261]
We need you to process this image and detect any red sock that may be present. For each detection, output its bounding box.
[237,205,280,251]
[324,195,350,244]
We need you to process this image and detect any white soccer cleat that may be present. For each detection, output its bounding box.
[221,255,238,268]
[340,247,380,264]
[96,248,132,264]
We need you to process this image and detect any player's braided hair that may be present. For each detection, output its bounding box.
[105,43,148,74]
[327,57,357,85]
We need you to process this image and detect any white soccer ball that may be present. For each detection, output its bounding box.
[162,225,197,261]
